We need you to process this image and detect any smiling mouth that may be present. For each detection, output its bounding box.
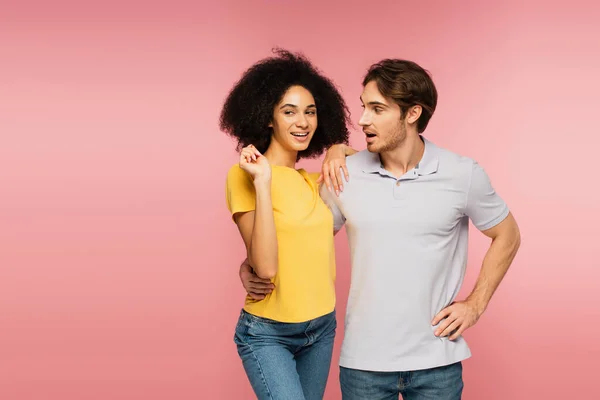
[291,132,309,137]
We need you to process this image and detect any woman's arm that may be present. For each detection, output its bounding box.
[233,145,278,279]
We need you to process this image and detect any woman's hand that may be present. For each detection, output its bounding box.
[239,144,271,183]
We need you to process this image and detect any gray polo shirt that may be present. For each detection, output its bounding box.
[320,137,509,372]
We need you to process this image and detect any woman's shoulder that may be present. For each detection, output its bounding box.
[302,171,325,190]
[305,171,321,183]
[226,164,252,186]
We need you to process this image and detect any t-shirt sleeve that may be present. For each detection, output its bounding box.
[464,161,510,231]
[226,165,256,219]
[319,183,346,233]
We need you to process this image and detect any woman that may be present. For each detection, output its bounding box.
[220,49,351,399]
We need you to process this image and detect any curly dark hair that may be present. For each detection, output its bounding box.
[220,49,351,160]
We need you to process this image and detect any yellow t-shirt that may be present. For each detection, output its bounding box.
[226,164,336,323]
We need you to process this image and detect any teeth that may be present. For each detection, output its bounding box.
[291,133,308,137]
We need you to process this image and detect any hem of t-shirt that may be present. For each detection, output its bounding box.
[338,350,471,372]
[229,207,256,222]
[243,304,336,324]
[475,206,510,231]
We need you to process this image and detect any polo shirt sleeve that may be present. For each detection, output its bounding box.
[226,165,256,219]
[464,161,509,231]
[319,183,346,233]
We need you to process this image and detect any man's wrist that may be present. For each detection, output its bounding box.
[466,296,488,317]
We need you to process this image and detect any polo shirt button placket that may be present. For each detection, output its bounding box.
[393,178,404,200]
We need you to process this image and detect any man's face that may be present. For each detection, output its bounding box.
[359,81,406,153]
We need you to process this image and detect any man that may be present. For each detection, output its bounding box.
[239,59,521,399]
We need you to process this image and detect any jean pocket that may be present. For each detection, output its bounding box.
[321,311,337,337]
[235,309,246,329]
[234,310,252,342]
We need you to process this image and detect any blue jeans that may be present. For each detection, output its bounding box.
[340,362,463,400]
[234,309,337,400]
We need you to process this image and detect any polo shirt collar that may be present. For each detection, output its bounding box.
[361,135,439,176]
[417,136,439,175]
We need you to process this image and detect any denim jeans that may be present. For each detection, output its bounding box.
[340,362,463,400]
[234,309,337,400]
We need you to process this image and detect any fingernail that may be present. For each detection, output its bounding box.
[335,190,340,196]
[340,185,344,191]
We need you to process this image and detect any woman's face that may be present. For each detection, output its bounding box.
[269,85,318,153]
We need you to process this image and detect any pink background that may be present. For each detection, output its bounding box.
[2,1,598,399]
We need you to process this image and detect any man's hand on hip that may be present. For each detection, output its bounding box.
[431,299,484,341]
[239,258,274,300]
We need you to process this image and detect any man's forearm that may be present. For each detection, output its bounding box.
[466,232,521,314]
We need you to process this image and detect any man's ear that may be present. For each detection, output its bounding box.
[405,105,422,125]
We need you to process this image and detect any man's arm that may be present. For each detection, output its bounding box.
[432,213,520,339]
[319,181,346,234]
[433,161,521,340]
[465,213,521,312]
[239,258,275,300]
